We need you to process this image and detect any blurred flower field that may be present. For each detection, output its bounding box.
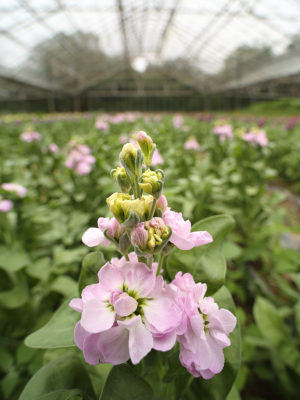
[1,111,300,400]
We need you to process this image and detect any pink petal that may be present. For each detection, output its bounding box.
[114,293,138,317]
[74,321,89,350]
[143,295,181,333]
[69,298,83,312]
[124,262,155,297]
[82,228,110,247]
[210,329,231,348]
[188,231,213,246]
[169,231,195,250]
[97,263,124,291]
[96,326,130,364]
[200,369,216,380]
[118,315,153,364]
[153,331,177,351]
[82,333,102,365]
[209,308,237,334]
[81,298,115,333]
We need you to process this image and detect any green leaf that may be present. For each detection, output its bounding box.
[79,251,105,294]
[19,353,96,400]
[26,257,51,281]
[0,280,28,309]
[25,300,79,349]
[190,286,241,400]
[167,215,235,293]
[1,370,20,399]
[0,245,30,272]
[100,364,153,400]
[51,276,78,297]
[253,297,288,347]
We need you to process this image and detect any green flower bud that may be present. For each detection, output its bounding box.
[139,169,163,197]
[131,217,171,255]
[120,143,143,179]
[106,193,153,224]
[137,131,156,167]
[106,192,131,223]
[121,197,149,221]
[111,167,131,193]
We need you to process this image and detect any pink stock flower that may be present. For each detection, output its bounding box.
[20,131,42,142]
[151,149,164,166]
[65,144,95,175]
[119,134,128,144]
[184,138,200,150]
[82,217,123,247]
[162,208,213,250]
[69,259,182,365]
[242,130,268,147]
[1,183,27,198]
[95,119,109,131]
[172,272,237,379]
[173,115,183,129]
[0,198,13,212]
[212,125,233,142]
[48,143,59,153]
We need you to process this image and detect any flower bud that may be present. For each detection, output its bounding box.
[118,232,131,254]
[131,224,148,249]
[121,197,148,221]
[107,193,152,224]
[106,192,131,223]
[137,131,156,167]
[120,143,143,178]
[131,218,171,254]
[139,169,163,197]
[111,167,131,193]
[156,195,168,214]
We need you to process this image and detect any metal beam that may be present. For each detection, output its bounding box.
[116,0,131,64]
[156,0,180,58]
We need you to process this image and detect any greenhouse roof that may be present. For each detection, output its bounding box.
[1,0,300,94]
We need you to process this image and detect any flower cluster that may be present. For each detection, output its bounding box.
[1,182,27,198]
[242,129,268,147]
[65,143,95,175]
[95,119,109,131]
[70,132,236,380]
[20,131,42,142]
[0,197,13,212]
[212,124,233,141]
[184,137,200,150]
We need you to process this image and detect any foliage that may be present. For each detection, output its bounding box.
[0,112,299,399]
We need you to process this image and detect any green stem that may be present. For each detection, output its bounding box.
[149,197,157,219]
[147,256,153,269]
[156,254,165,276]
[125,253,129,261]
[135,177,142,198]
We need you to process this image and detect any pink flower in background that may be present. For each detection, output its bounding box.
[0,198,13,212]
[69,259,182,365]
[163,208,213,250]
[82,217,123,247]
[65,144,95,175]
[20,131,41,142]
[184,137,200,150]
[172,272,237,379]
[212,125,233,142]
[242,130,268,147]
[48,143,59,153]
[173,115,183,129]
[151,149,164,166]
[95,119,109,131]
[120,134,128,144]
[1,183,27,198]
